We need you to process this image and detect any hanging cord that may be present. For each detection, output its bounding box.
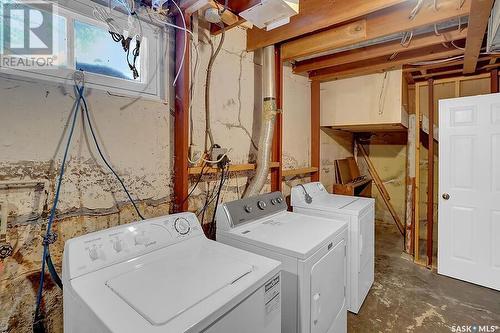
[78,85,145,221]
[208,164,229,238]
[33,82,83,333]
[204,22,226,150]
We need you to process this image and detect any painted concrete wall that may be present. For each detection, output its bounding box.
[0,73,172,332]
[0,24,354,332]
[320,70,405,127]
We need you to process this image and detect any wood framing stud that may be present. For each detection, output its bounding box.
[463,0,495,74]
[491,69,499,93]
[173,12,191,212]
[311,81,321,182]
[426,78,435,267]
[271,45,283,192]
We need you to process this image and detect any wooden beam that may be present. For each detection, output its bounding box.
[282,167,319,177]
[294,28,468,74]
[426,78,435,267]
[491,69,499,93]
[282,0,470,62]
[246,0,407,51]
[311,80,321,182]
[310,44,465,82]
[189,162,280,175]
[271,45,283,192]
[282,20,367,61]
[414,84,421,262]
[463,0,494,74]
[411,61,500,80]
[358,143,405,235]
[174,13,191,213]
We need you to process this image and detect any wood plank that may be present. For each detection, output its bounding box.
[174,13,191,213]
[189,162,280,175]
[463,0,495,74]
[358,143,405,235]
[294,28,468,74]
[282,20,367,61]
[411,62,500,80]
[414,82,421,262]
[246,0,407,51]
[426,78,435,267]
[491,69,499,93]
[310,45,465,82]
[282,0,470,62]
[271,45,283,191]
[311,80,321,182]
[282,167,319,177]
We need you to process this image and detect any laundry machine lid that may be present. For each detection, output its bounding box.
[105,244,253,326]
[228,211,346,260]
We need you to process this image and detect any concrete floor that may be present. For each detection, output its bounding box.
[348,222,500,333]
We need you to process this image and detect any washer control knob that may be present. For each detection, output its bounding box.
[244,205,253,213]
[113,239,123,252]
[257,200,267,210]
[88,245,99,261]
[174,217,191,235]
[271,198,277,205]
[276,197,283,204]
[134,232,148,246]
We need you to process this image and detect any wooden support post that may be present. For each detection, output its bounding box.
[271,45,283,191]
[426,79,435,267]
[311,80,321,182]
[414,83,421,262]
[491,69,499,93]
[358,143,405,235]
[173,13,191,212]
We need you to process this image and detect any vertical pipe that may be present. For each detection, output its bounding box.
[174,13,191,212]
[426,78,435,267]
[245,46,277,197]
[271,45,283,192]
[311,80,321,182]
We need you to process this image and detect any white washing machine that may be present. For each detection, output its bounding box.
[63,212,282,333]
[216,192,348,333]
[291,182,375,314]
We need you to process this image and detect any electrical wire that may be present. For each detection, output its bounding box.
[181,162,210,206]
[78,85,145,221]
[409,0,424,20]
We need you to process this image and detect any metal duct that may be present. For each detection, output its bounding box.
[245,46,277,197]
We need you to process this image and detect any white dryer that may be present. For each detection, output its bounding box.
[63,212,281,333]
[216,192,348,333]
[291,182,375,314]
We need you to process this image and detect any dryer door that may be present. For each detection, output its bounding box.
[310,239,346,333]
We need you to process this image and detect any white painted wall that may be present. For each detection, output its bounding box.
[320,69,405,127]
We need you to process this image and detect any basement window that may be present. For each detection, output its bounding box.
[0,0,167,100]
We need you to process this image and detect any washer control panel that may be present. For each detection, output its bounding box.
[221,191,288,228]
[64,212,203,279]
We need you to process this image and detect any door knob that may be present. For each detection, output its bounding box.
[442,193,450,200]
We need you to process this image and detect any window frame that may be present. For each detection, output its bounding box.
[0,0,168,100]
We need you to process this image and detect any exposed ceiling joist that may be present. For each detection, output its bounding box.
[309,44,465,82]
[463,0,495,74]
[282,0,470,61]
[293,28,468,74]
[246,0,409,51]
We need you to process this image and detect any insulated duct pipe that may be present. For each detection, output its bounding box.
[245,46,277,197]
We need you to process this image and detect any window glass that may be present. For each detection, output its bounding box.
[74,20,142,81]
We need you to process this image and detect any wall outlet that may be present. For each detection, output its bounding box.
[189,145,202,164]
[211,147,228,162]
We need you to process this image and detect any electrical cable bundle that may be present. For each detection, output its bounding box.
[33,75,144,333]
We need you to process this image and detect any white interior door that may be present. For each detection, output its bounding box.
[438,93,500,291]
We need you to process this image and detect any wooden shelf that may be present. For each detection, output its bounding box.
[282,167,319,177]
[189,162,280,175]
